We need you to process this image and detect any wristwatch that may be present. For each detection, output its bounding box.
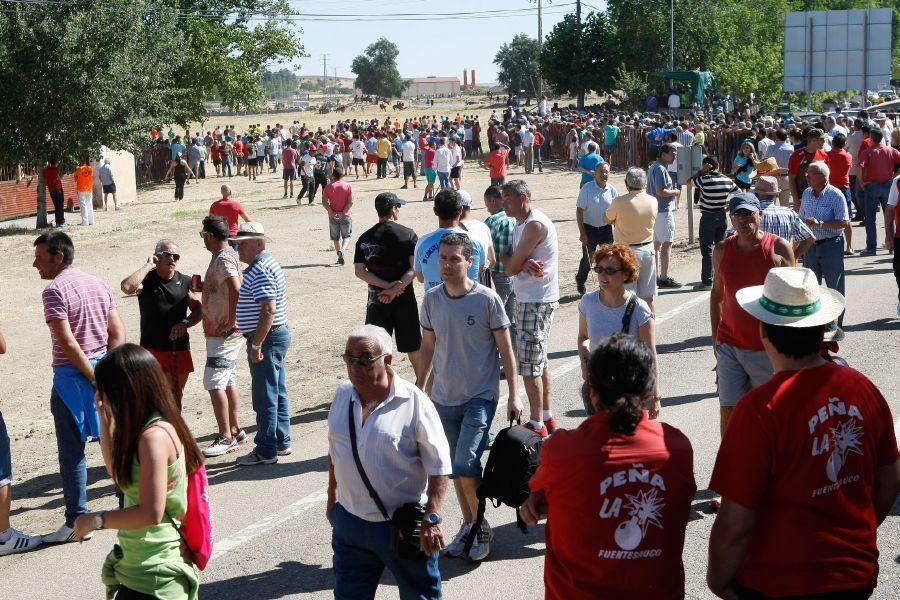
[92,511,106,530]
[423,512,442,526]
[181,318,190,327]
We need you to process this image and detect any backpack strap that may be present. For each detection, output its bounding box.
[621,293,638,334]
[348,400,390,520]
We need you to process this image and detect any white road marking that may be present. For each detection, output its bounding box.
[211,489,328,562]
[210,292,712,561]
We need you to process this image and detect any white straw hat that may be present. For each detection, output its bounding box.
[228,221,272,242]
[736,267,845,327]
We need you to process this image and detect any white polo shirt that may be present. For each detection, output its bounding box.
[327,372,451,522]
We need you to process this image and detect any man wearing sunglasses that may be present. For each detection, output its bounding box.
[120,240,201,407]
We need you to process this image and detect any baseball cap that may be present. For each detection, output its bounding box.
[374,192,406,211]
[806,128,827,140]
[729,192,761,214]
[458,190,473,207]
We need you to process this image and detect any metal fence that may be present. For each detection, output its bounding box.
[135,145,171,187]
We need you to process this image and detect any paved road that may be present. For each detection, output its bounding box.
[3,253,898,600]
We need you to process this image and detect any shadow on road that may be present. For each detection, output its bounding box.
[548,349,578,361]
[11,463,116,517]
[842,318,897,333]
[661,392,717,408]
[205,454,328,484]
[656,335,709,354]
[202,560,334,598]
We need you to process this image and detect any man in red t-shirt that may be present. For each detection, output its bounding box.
[825,133,854,253]
[209,184,251,237]
[43,159,66,227]
[858,128,900,255]
[533,127,545,173]
[788,128,828,211]
[483,142,509,186]
[709,267,898,599]
[322,167,354,265]
[281,140,299,199]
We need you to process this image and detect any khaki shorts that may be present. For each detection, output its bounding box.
[625,242,657,299]
[653,211,676,244]
[203,334,245,390]
[516,301,558,377]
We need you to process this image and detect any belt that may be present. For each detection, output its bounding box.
[244,323,288,338]
[629,241,652,247]
[814,236,842,244]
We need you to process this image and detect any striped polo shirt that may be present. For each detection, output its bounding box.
[694,172,737,213]
[236,251,288,333]
[42,268,115,366]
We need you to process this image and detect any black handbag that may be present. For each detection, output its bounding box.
[348,402,429,560]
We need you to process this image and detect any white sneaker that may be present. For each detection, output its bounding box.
[444,522,472,557]
[203,434,237,457]
[43,523,87,544]
[467,520,494,562]
[0,528,43,555]
[234,429,248,444]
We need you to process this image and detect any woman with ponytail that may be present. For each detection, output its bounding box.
[522,334,696,600]
[73,344,203,600]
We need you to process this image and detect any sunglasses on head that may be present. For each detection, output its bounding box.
[157,251,180,261]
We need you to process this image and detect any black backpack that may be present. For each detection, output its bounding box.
[463,421,544,554]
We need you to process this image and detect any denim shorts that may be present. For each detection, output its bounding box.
[0,412,11,487]
[329,217,352,241]
[433,398,497,478]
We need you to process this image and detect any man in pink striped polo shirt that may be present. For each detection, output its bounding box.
[32,231,125,543]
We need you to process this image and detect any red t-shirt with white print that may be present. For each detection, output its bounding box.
[529,412,696,600]
[711,361,898,597]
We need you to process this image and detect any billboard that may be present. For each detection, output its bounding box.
[784,9,893,93]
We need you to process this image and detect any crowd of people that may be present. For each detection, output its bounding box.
[0,98,898,600]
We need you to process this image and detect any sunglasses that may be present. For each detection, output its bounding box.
[593,266,624,276]
[341,352,387,368]
[156,251,180,261]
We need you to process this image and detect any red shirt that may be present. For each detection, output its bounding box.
[858,143,900,183]
[716,232,778,350]
[788,147,828,176]
[323,179,352,214]
[825,148,852,188]
[423,148,436,169]
[209,198,246,236]
[485,148,509,179]
[530,413,696,600]
[534,131,545,147]
[711,362,897,597]
[43,165,63,191]
[234,141,243,155]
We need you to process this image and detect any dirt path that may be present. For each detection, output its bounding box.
[1,107,700,534]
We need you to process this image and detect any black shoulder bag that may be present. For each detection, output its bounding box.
[348,402,428,560]
[621,292,638,334]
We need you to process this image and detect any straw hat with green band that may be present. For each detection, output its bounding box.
[736,267,845,328]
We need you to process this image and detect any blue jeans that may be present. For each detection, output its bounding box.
[437,172,450,189]
[433,398,497,479]
[699,211,728,284]
[803,236,846,327]
[50,387,89,526]
[492,271,517,348]
[331,503,441,600]
[863,181,890,252]
[246,328,291,459]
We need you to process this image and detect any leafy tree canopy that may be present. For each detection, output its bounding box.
[540,12,616,98]
[0,0,304,169]
[262,68,301,95]
[494,34,541,96]
[351,38,405,98]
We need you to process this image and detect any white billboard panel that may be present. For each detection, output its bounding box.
[783,8,893,93]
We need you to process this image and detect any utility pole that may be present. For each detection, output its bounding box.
[576,0,584,109]
[322,54,329,102]
[537,0,543,99]
[669,0,674,71]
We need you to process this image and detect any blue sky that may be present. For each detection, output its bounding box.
[287,0,594,84]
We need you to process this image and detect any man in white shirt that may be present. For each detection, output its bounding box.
[435,138,453,190]
[501,180,560,439]
[327,325,450,599]
[400,134,417,189]
[520,126,536,174]
[349,135,367,180]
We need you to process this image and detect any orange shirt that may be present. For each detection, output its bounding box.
[73,165,93,193]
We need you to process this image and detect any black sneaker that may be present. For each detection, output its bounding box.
[576,282,586,295]
[337,250,345,265]
[662,277,682,288]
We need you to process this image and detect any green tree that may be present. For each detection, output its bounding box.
[611,66,652,108]
[0,0,303,227]
[494,34,542,96]
[540,12,616,99]
[351,38,405,98]
[262,68,301,96]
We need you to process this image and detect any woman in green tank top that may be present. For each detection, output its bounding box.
[73,344,205,600]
